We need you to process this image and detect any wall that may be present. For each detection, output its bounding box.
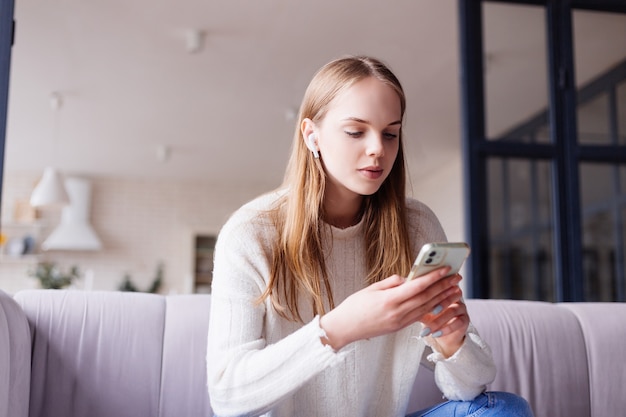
[409,159,464,242]
[0,164,465,295]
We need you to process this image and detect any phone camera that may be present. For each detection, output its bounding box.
[425,251,437,264]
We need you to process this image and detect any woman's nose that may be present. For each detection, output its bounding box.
[366,134,385,157]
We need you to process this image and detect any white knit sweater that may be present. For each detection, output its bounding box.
[207,191,496,417]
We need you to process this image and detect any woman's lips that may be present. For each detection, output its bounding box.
[359,167,383,179]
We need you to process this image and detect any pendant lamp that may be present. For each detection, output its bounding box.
[30,167,70,207]
[29,92,70,207]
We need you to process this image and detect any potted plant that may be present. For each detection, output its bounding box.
[28,262,81,289]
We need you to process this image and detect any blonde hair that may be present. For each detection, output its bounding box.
[261,56,413,322]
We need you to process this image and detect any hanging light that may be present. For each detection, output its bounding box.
[29,92,70,207]
[29,167,70,207]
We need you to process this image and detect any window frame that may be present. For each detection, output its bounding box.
[458,0,626,301]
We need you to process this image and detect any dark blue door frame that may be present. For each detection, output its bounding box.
[0,0,14,223]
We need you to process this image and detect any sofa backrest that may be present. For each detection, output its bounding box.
[14,290,212,417]
[466,299,591,417]
[9,290,626,417]
[560,303,626,417]
[159,294,212,417]
[409,299,626,417]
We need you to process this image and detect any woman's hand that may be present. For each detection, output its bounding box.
[419,294,469,358]
[319,267,463,351]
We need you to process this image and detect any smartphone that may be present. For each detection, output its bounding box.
[406,242,470,282]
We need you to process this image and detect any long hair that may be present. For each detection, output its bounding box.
[260,56,413,322]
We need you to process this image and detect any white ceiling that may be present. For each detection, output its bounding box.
[4,1,626,187]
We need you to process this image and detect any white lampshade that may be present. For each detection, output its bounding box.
[29,167,70,207]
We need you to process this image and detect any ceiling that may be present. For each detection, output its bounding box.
[4,1,626,187]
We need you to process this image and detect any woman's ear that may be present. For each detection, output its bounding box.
[301,118,319,158]
[301,118,315,141]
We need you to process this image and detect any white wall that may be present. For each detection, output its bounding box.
[0,162,465,295]
[408,158,464,242]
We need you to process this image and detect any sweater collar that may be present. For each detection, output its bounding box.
[323,216,364,240]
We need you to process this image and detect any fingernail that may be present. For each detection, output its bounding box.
[431,304,443,315]
[420,327,432,337]
[432,330,443,338]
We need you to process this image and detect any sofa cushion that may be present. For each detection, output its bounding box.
[15,290,166,417]
[467,299,591,417]
[0,290,30,417]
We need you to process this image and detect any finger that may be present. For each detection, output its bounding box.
[430,288,465,316]
[404,266,452,290]
[369,274,406,291]
[401,271,459,305]
[422,302,468,337]
[416,274,462,308]
[433,313,470,338]
[402,283,463,325]
[426,280,465,316]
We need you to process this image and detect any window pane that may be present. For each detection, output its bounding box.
[573,10,626,145]
[577,92,611,145]
[487,157,554,300]
[573,10,626,87]
[483,3,549,143]
[579,163,626,301]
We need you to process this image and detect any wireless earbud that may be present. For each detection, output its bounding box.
[306,133,319,159]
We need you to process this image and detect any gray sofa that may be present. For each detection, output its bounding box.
[1,289,625,417]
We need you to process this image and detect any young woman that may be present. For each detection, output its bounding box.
[207,56,533,417]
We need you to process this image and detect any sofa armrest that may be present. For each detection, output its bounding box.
[0,289,30,417]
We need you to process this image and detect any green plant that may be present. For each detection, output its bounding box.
[118,262,164,293]
[29,262,81,289]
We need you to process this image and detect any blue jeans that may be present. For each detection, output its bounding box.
[407,391,534,417]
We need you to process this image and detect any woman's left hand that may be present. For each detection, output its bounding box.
[421,297,470,358]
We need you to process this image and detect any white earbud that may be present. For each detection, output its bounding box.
[306,133,319,158]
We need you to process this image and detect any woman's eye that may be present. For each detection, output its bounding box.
[383,132,398,140]
[345,131,363,138]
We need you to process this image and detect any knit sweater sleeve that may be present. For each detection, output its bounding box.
[206,200,347,417]
[424,324,497,401]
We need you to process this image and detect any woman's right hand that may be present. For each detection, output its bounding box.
[319,267,462,350]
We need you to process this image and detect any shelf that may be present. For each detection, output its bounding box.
[1,220,47,230]
[0,253,41,264]
[195,272,213,285]
[193,234,216,293]
[1,220,47,259]
[195,248,214,256]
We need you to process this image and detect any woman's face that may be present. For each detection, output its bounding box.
[316,76,402,200]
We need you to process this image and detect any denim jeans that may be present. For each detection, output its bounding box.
[406,391,534,417]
